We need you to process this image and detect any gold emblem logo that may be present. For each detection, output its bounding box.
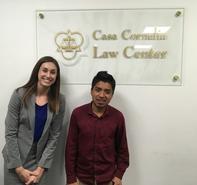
[55,30,84,61]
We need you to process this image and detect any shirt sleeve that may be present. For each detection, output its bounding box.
[114,113,129,179]
[65,110,79,184]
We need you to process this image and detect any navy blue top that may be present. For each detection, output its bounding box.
[34,103,48,142]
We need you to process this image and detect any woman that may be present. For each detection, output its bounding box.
[2,56,65,185]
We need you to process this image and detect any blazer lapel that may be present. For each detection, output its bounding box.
[27,94,53,138]
[42,106,53,135]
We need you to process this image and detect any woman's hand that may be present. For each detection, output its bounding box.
[29,166,45,184]
[15,166,32,183]
[25,175,37,185]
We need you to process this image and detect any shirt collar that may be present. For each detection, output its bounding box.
[88,102,110,118]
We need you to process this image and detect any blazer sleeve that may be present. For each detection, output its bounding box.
[3,89,23,169]
[38,94,66,168]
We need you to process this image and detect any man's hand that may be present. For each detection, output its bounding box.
[68,179,79,185]
[112,176,122,185]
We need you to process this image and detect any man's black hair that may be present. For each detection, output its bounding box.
[91,71,116,94]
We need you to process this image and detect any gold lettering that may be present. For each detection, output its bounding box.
[93,47,119,59]
[93,30,102,40]
[121,29,167,40]
[93,46,98,58]
[92,30,117,40]
[123,46,134,58]
[121,29,131,40]
[132,49,167,59]
[123,47,167,59]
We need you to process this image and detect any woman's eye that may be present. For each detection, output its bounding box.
[50,70,56,75]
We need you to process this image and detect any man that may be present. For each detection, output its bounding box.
[65,71,129,185]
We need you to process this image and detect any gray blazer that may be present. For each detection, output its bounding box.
[2,88,65,170]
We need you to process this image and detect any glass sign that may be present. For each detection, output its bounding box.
[36,9,184,85]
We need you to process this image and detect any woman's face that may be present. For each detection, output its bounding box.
[37,62,58,88]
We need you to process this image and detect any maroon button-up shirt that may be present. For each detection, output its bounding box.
[65,103,129,185]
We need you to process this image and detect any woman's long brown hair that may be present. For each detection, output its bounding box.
[19,56,61,113]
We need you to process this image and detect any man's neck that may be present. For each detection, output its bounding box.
[91,103,106,117]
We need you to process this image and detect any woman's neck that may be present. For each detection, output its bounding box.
[36,84,49,96]
[36,85,49,106]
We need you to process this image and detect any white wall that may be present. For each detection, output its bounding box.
[0,0,197,185]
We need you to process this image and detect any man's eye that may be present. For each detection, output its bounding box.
[42,69,48,72]
[95,88,100,92]
[105,91,111,94]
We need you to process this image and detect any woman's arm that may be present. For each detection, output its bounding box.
[4,89,23,169]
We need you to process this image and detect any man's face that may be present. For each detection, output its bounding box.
[91,81,113,109]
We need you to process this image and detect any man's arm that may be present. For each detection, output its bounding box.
[65,110,79,184]
[114,113,129,180]
[112,176,122,185]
